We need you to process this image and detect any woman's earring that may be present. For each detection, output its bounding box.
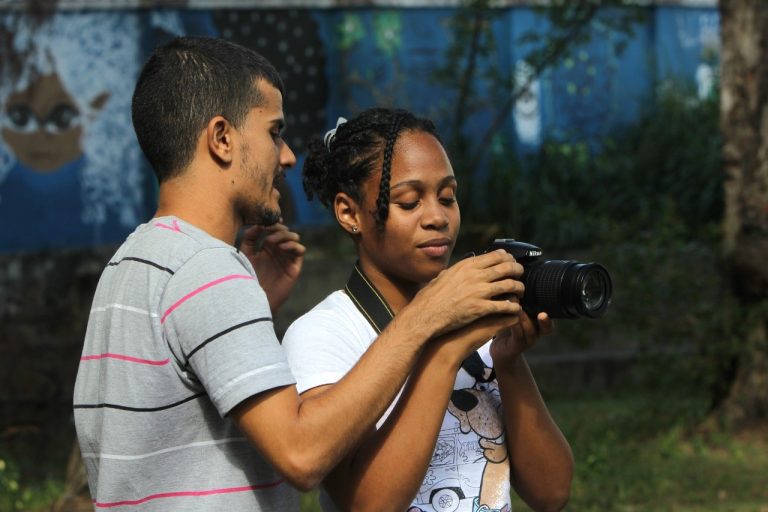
[351,225,359,233]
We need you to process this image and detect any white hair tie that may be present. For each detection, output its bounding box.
[323,116,348,151]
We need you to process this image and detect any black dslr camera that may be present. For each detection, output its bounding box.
[483,239,612,319]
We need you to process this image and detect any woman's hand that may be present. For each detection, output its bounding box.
[490,311,553,371]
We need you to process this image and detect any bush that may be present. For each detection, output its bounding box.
[464,85,725,392]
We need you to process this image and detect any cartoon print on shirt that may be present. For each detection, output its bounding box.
[413,357,511,512]
[446,364,510,512]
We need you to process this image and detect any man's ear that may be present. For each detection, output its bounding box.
[207,115,234,165]
[334,192,362,235]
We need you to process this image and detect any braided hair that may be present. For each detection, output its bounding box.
[303,107,439,230]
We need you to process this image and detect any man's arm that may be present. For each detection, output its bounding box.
[231,249,524,491]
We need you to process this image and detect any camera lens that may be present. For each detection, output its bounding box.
[581,268,607,312]
[570,264,612,318]
[521,260,612,319]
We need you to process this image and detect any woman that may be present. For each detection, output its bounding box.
[283,108,573,512]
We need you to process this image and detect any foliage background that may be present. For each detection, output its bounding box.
[2,2,766,511]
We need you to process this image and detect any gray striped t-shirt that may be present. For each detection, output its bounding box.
[73,216,298,511]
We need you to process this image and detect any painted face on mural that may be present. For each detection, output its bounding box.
[1,73,107,173]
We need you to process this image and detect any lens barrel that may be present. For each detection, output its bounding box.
[521,260,612,319]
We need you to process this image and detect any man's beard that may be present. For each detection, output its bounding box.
[239,142,281,226]
[235,193,281,226]
[252,203,281,226]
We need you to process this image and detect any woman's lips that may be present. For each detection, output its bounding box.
[418,239,451,257]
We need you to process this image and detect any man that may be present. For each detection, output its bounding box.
[73,36,524,511]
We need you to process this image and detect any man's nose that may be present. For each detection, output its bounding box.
[281,141,296,168]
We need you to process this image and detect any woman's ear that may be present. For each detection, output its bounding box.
[334,192,362,235]
[207,115,234,165]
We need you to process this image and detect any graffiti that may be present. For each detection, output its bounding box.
[0,5,720,253]
[512,60,541,147]
[0,12,174,251]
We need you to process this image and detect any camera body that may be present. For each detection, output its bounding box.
[484,239,612,319]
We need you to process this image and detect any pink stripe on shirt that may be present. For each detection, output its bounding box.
[161,274,255,324]
[80,353,170,366]
[154,219,182,233]
[92,480,284,508]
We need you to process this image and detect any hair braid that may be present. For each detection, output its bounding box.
[374,115,404,229]
[302,108,440,232]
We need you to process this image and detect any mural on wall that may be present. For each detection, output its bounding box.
[657,7,720,98]
[0,5,720,254]
[209,8,331,224]
[0,13,158,252]
[512,59,542,147]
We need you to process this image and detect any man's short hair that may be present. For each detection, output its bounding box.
[131,36,285,182]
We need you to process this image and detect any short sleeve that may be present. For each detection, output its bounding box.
[161,247,295,416]
[283,302,370,394]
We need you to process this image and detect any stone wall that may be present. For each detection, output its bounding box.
[0,240,641,433]
[0,246,115,430]
[0,238,646,500]
[0,244,353,432]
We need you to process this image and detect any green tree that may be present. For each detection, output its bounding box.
[434,0,644,220]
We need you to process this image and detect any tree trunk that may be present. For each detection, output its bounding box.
[715,0,768,428]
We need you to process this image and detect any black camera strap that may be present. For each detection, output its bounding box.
[344,262,493,383]
[344,263,395,335]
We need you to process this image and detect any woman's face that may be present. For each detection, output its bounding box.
[356,130,461,286]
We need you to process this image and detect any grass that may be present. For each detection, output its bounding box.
[511,390,768,512]
[300,388,768,512]
[2,388,766,512]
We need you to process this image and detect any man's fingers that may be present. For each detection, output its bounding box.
[263,229,300,246]
[242,223,290,241]
[489,278,525,299]
[491,298,523,316]
[276,240,306,257]
[474,249,515,268]
[251,224,303,251]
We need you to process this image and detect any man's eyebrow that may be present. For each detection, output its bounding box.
[271,118,286,132]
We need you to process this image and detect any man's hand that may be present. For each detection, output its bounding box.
[406,249,525,340]
[240,223,305,313]
[490,311,553,371]
[430,312,522,369]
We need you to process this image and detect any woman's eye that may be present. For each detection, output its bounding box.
[440,196,457,206]
[397,201,419,210]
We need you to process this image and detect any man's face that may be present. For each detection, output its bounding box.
[233,80,296,226]
[1,73,83,172]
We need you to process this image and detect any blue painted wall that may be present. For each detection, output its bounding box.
[0,5,719,253]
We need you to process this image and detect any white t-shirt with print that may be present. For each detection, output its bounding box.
[283,290,512,512]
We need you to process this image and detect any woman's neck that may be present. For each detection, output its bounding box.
[357,260,421,315]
